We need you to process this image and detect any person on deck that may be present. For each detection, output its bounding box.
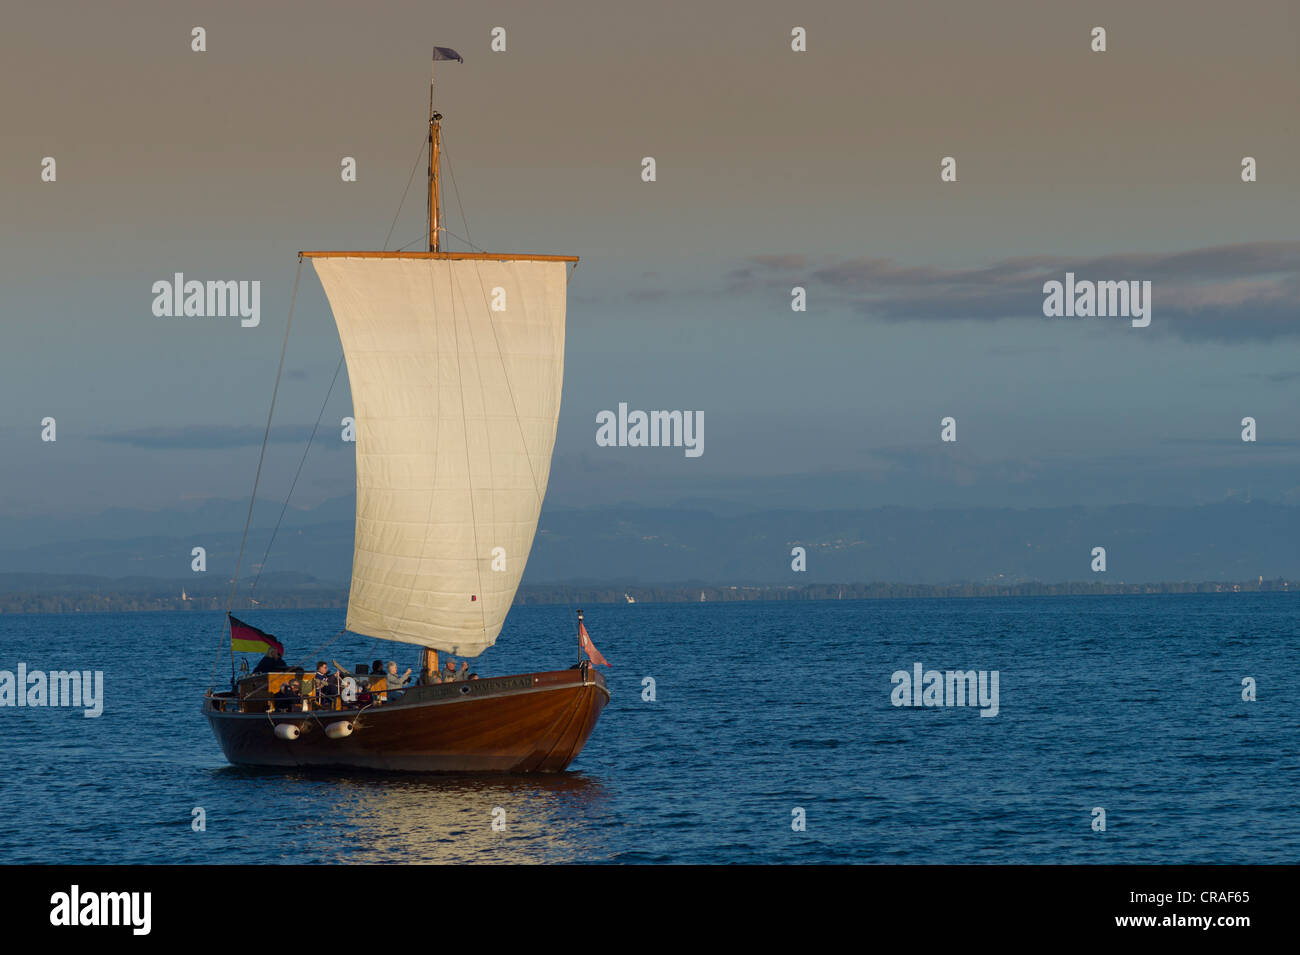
[274,677,302,712]
[458,661,469,681]
[253,646,290,674]
[444,660,459,682]
[314,661,339,709]
[386,661,411,689]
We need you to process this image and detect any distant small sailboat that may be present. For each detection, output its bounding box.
[204,48,609,772]
[624,593,635,604]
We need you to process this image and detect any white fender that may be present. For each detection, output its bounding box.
[274,723,301,741]
[325,721,354,739]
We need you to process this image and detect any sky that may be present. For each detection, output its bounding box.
[1,0,1297,527]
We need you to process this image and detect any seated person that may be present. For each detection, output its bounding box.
[274,677,302,712]
[387,661,412,690]
[444,660,459,683]
[253,646,290,674]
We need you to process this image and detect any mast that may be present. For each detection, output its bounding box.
[428,55,441,253]
[425,46,461,252]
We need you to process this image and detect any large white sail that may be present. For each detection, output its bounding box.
[308,254,568,656]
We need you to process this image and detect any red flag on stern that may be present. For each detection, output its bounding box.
[576,609,609,666]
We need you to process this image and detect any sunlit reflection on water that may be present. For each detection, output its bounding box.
[210,767,613,863]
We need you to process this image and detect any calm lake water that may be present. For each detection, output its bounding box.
[0,595,1295,863]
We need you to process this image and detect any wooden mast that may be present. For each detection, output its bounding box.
[428,53,441,253]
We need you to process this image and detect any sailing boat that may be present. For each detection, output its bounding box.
[204,48,609,772]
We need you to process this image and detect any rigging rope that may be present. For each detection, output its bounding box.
[383,134,429,253]
[442,226,486,254]
[209,256,303,692]
[246,354,345,602]
[394,233,428,252]
[297,625,349,670]
[385,134,504,256]
[440,132,473,249]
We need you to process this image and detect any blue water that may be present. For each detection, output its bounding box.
[0,595,1295,863]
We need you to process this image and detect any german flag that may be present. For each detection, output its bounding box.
[229,615,284,655]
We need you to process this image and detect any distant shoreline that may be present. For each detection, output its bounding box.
[0,575,1291,614]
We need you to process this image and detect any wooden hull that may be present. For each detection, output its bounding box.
[204,667,608,773]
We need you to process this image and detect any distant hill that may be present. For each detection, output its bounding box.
[0,571,346,613]
[1,499,1298,587]
[0,573,1293,614]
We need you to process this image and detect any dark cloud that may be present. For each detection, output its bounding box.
[730,241,1300,341]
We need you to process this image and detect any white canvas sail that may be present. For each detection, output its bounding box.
[308,254,569,656]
